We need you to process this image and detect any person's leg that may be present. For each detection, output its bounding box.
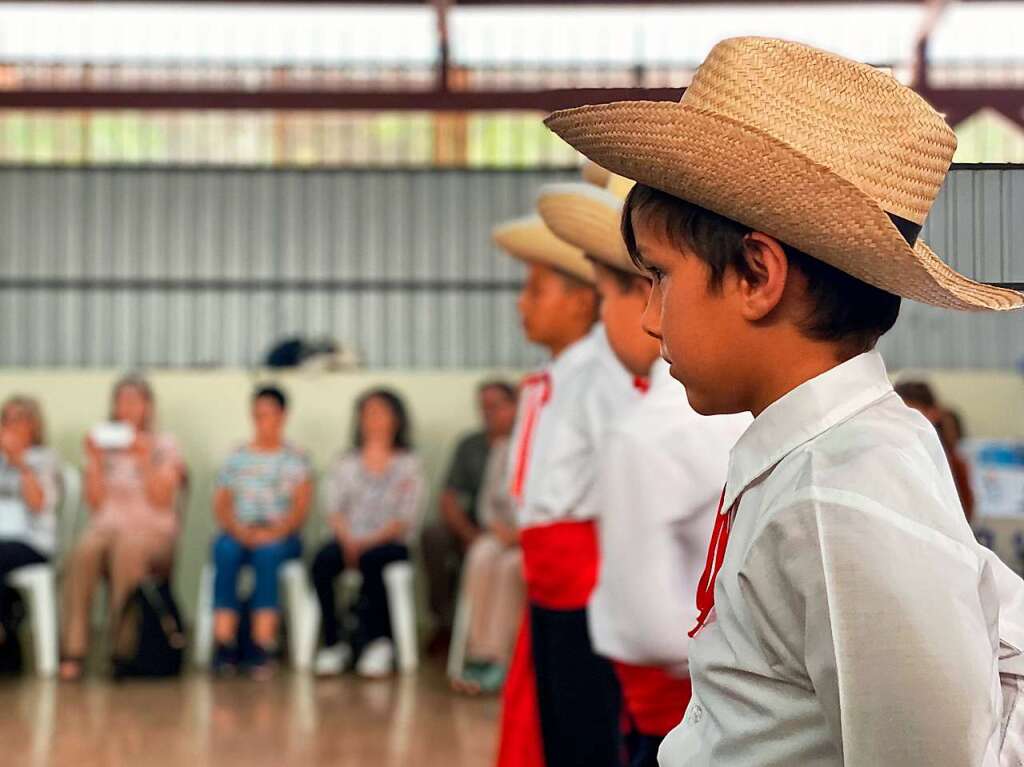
[357,542,410,643]
[0,540,48,579]
[421,522,460,630]
[531,604,622,767]
[107,529,175,616]
[212,533,248,646]
[0,541,48,629]
[249,535,302,649]
[61,527,114,662]
[488,547,525,665]
[107,528,176,656]
[311,540,346,648]
[463,535,504,660]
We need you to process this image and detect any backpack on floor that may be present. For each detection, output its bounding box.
[111,578,186,679]
[0,585,25,675]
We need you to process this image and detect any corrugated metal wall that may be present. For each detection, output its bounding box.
[879,165,1024,370]
[0,165,1021,371]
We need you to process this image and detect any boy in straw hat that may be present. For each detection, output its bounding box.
[545,37,1024,767]
[491,213,638,767]
[537,172,750,767]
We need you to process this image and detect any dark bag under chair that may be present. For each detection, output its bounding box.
[111,579,186,679]
[0,585,25,675]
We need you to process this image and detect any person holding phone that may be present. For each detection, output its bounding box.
[210,385,312,679]
[60,375,185,681]
[0,396,59,647]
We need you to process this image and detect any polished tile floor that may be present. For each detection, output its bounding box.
[0,666,500,767]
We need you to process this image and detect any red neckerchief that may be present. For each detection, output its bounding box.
[689,487,733,638]
[509,371,552,502]
[633,376,651,394]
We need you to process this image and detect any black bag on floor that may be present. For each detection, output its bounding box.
[111,579,186,679]
[0,585,25,675]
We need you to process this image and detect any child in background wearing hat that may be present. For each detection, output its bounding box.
[547,37,1024,767]
[492,215,637,767]
[538,176,750,767]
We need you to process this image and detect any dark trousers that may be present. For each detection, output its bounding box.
[311,540,409,649]
[531,603,622,767]
[0,541,47,620]
[624,731,664,767]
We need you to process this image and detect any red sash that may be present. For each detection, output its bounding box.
[613,661,693,737]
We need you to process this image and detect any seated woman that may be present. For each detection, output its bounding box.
[0,396,60,644]
[211,385,312,679]
[453,435,523,695]
[312,388,424,678]
[60,375,185,681]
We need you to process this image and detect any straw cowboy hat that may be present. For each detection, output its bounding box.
[537,172,640,275]
[545,36,1023,311]
[493,215,595,285]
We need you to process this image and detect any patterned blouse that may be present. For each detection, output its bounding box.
[324,450,424,542]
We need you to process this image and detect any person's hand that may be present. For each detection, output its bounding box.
[248,527,281,548]
[342,536,365,569]
[493,522,519,548]
[459,525,483,551]
[233,524,260,548]
[131,432,154,467]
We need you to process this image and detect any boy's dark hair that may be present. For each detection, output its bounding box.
[479,380,517,402]
[621,184,902,354]
[894,380,938,409]
[353,387,412,451]
[253,384,288,411]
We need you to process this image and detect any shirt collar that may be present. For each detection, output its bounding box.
[549,323,603,378]
[723,350,894,511]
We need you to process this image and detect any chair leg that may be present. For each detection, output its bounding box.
[193,565,215,669]
[447,569,473,681]
[383,562,418,673]
[24,571,59,677]
[281,564,310,671]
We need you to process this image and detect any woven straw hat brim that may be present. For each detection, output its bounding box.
[546,101,1024,311]
[493,215,596,285]
[537,183,641,276]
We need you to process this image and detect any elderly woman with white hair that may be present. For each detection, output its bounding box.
[0,395,60,635]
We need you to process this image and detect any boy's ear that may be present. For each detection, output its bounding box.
[737,232,789,322]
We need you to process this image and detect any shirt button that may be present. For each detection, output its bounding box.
[691,704,703,724]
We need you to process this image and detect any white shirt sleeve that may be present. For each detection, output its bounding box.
[738,491,1000,767]
[592,428,710,666]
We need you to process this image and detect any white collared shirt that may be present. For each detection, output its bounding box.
[509,324,637,530]
[660,351,1024,767]
[589,359,750,669]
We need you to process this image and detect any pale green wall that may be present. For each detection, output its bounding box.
[0,368,521,621]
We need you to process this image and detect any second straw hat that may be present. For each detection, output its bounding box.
[537,174,639,275]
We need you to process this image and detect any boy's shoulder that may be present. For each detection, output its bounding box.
[753,393,969,543]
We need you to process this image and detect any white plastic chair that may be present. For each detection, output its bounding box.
[303,559,419,674]
[193,558,316,671]
[5,464,82,677]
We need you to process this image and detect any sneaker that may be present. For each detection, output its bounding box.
[246,644,276,681]
[211,643,239,677]
[356,638,394,679]
[314,643,352,677]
